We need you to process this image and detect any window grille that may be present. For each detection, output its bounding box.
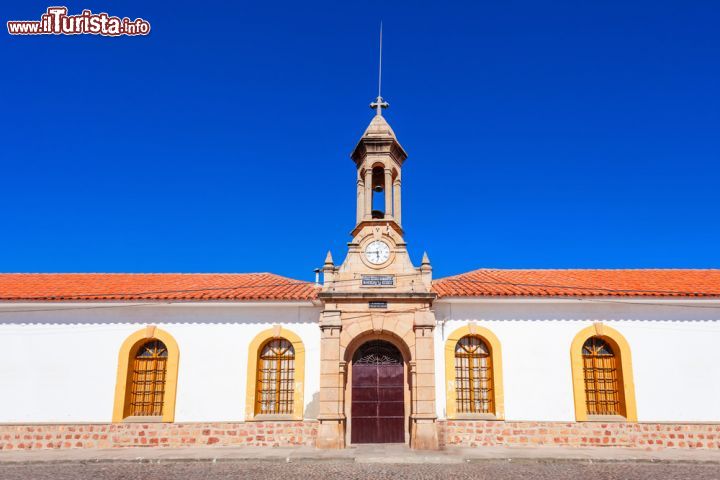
[454,335,494,414]
[256,338,295,415]
[129,339,168,417]
[582,337,623,416]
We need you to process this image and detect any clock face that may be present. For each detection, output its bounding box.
[365,240,391,265]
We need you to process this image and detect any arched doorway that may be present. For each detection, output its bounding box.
[351,340,405,444]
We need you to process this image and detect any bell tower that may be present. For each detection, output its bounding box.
[321,105,431,293]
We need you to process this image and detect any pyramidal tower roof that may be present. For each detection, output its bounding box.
[361,113,397,139]
[351,111,407,165]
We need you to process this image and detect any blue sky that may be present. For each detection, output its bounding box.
[2,1,719,280]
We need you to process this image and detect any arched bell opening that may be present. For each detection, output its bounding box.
[371,166,386,217]
[357,163,401,223]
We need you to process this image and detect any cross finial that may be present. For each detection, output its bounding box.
[370,96,389,115]
[369,22,389,116]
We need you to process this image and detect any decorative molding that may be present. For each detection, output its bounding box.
[320,311,342,335]
[408,360,417,374]
[593,322,605,336]
[144,325,156,339]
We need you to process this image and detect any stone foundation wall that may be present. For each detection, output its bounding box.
[439,420,720,450]
[1,420,718,451]
[0,421,318,450]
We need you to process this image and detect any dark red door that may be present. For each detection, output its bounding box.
[351,340,405,443]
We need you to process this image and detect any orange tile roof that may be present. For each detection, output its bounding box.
[1,270,718,302]
[432,269,720,298]
[0,273,319,302]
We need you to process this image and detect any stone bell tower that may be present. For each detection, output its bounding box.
[315,96,439,450]
[322,99,432,294]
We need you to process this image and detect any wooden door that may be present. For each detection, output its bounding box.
[351,340,405,444]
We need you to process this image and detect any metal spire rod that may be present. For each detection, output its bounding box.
[378,21,383,99]
[370,21,389,116]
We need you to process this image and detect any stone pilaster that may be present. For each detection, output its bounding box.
[410,310,439,450]
[364,168,372,220]
[356,179,364,224]
[393,178,401,225]
[316,310,345,449]
[384,168,393,219]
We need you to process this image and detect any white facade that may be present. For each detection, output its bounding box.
[0,302,321,423]
[433,298,720,423]
[0,297,718,424]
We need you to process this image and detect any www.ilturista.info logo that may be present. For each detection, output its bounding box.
[7,7,150,36]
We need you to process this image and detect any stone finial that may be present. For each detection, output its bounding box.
[420,251,432,288]
[322,250,336,286]
[324,251,334,267]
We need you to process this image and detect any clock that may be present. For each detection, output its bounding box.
[365,240,391,265]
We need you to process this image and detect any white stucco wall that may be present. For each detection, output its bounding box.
[0,302,322,423]
[433,298,720,423]
[1,298,718,424]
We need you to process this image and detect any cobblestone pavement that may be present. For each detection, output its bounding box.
[1,461,719,479]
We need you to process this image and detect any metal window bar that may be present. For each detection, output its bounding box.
[129,340,168,417]
[454,336,494,414]
[256,338,295,415]
[582,337,622,415]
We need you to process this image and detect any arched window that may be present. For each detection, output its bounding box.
[582,336,623,416]
[127,340,168,416]
[570,324,637,421]
[245,327,305,420]
[113,327,179,423]
[454,335,494,414]
[256,338,295,415]
[444,325,505,419]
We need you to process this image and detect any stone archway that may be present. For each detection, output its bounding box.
[316,309,439,450]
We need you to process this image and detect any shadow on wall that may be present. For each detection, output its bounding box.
[304,391,319,419]
[0,306,323,326]
[438,302,720,323]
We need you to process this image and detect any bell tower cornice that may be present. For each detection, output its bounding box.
[351,219,404,239]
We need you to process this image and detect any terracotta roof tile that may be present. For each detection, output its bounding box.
[0,273,319,302]
[1,270,718,302]
[432,269,720,298]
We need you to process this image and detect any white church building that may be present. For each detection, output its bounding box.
[0,101,719,451]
